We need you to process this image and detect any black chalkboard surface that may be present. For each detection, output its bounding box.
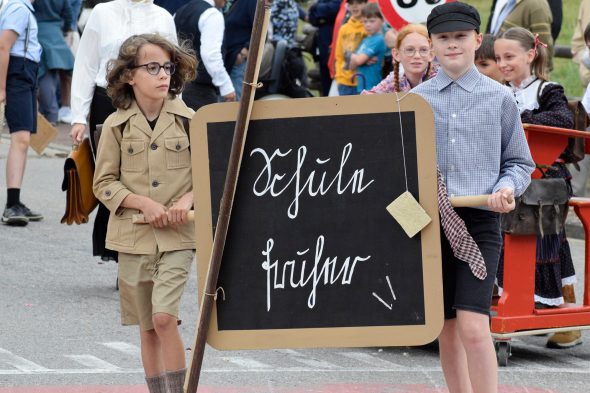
[191,94,442,349]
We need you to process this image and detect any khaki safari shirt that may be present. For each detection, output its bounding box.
[93,97,196,254]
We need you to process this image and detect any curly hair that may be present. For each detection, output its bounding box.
[106,34,197,109]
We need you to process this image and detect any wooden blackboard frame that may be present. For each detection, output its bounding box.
[190,93,443,350]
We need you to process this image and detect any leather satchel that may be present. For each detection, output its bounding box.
[61,137,98,225]
[501,178,569,237]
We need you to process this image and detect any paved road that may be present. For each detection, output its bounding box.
[2,137,590,393]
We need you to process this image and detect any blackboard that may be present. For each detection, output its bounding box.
[191,94,443,349]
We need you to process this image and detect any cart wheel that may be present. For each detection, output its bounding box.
[496,341,511,367]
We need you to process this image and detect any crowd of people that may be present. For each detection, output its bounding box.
[2,0,590,392]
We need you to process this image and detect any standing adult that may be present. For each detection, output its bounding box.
[175,0,235,111]
[572,0,590,88]
[154,0,185,15]
[486,0,554,67]
[0,0,43,226]
[69,0,177,262]
[308,0,340,96]
[35,0,75,125]
[223,0,257,101]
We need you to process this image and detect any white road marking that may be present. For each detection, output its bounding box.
[0,348,49,372]
[340,351,405,369]
[102,342,141,357]
[277,349,340,369]
[64,355,122,371]
[222,357,272,369]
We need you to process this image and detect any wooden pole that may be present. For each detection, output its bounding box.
[184,1,271,392]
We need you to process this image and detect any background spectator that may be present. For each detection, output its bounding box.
[307,0,340,96]
[35,0,75,125]
[175,0,236,110]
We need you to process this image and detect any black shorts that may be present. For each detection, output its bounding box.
[441,207,502,319]
[5,56,39,134]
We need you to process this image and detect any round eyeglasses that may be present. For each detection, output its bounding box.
[131,61,176,76]
[401,48,431,57]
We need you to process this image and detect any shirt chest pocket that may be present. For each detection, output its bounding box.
[121,140,146,172]
[164,137,191,169]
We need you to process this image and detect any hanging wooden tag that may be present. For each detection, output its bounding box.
[386,191,432,238]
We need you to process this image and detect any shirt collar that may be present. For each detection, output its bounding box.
[110,97,193,126]
[435,65,480,92]
[509,75,537,91]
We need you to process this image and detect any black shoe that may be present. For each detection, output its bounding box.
[17,203,43,221]
[1,205,29,226]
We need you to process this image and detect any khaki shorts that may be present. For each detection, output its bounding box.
[118,249,194,331]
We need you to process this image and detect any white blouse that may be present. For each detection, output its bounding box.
[70,0,178,125]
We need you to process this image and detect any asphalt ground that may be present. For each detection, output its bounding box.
[2,126,590,392]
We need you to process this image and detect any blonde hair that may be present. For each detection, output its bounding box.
[106,34,197,109]
[393,24,431,92]
[496,27,549,81]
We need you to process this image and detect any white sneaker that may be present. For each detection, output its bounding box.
[58,106,73,124]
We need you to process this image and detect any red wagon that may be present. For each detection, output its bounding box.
[492,123,590,366]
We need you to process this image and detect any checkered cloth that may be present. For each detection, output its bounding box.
[437,167,487,280]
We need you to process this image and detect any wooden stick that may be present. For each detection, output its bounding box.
[184,2,271,392]
[449,194,514,208]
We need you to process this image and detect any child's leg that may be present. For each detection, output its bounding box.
[438,319,473,393]
[152,312,185,371]
[456,310,497,393]
[6,131,30,189]
[139,328,166,393]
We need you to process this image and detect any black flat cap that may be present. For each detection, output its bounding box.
[426,1,480,34]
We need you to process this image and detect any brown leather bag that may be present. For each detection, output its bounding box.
[61,137,98,225]
[563,100,590,169]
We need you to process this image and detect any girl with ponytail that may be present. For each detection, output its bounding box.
[364,23,437,94]
[494,26,582,349]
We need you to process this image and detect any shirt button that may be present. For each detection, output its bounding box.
[128,147,134,154]
[152,181,159,188]
[105,190,111,197]
[176,144,181,151]
[151,143,158,150]
[451,138,456,143]
[450,193,455,198]
[450,165,455,171]
[451,113,457,118]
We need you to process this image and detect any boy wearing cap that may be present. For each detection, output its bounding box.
[411,2,534,392]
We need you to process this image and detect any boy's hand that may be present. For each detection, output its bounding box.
[141,199,169,228]
[488,188,515,213]
[168,192,193,226]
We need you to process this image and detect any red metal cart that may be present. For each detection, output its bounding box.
[492,124,590,366]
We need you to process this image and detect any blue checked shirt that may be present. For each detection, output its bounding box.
[412,65,534,200]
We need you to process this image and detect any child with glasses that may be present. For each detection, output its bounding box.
[92,34,197,393]
[349,3,386,93]
[364,23,438,94]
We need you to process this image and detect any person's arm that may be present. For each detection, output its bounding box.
[0,30,18,104]
[349,53,369,69]
[521,84,574,129]
[308,0,340,26]
[61,0,74,33]
[199,9,235,100]
[493,93,535,199]
[70,7,102,141]
[297,4,307,22]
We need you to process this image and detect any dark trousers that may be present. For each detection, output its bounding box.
[89,87,117,261]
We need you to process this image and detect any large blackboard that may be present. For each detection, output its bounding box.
[191,94,443,349]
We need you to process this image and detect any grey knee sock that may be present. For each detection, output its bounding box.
[145,373,168,393]
[165,368,186,393]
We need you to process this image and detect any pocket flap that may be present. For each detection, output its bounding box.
[164,137,190,152]
[521,178,569,205]
[121,140,145,156]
